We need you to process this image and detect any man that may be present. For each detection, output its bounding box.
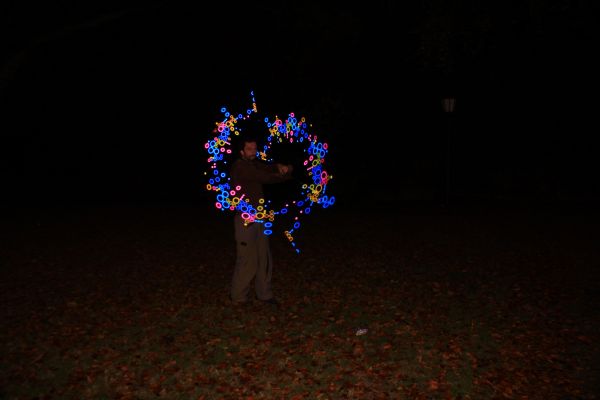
[229,126,293,306]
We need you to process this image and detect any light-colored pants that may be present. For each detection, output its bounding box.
[231,214,274,302]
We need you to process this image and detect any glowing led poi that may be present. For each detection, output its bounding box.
[203,91,335,253]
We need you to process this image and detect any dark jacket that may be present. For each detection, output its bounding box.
[230,159,292,207]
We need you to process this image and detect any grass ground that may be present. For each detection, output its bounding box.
[1,204,598,399]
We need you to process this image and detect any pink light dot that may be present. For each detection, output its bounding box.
[241,212,253,221]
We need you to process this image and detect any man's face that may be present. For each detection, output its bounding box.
[240,141,257,161]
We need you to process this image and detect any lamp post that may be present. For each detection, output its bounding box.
[442,96,456,207]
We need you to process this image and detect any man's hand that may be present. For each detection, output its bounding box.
[277,164,293,175]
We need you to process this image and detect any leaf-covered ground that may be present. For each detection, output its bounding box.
[1,204,598,399]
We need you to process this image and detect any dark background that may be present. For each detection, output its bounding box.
[1,1,597,209]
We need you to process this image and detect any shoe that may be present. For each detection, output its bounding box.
[229,295,248,305]
[260,297,279,307]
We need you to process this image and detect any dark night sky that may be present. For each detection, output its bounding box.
[1,1,597,207]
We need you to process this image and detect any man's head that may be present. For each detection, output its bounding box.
[236,117,264,161]
[239,139,258,161]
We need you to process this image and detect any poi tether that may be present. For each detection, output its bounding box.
[204,91,335,253]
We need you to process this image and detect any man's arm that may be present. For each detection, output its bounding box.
[240,161,293,184]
